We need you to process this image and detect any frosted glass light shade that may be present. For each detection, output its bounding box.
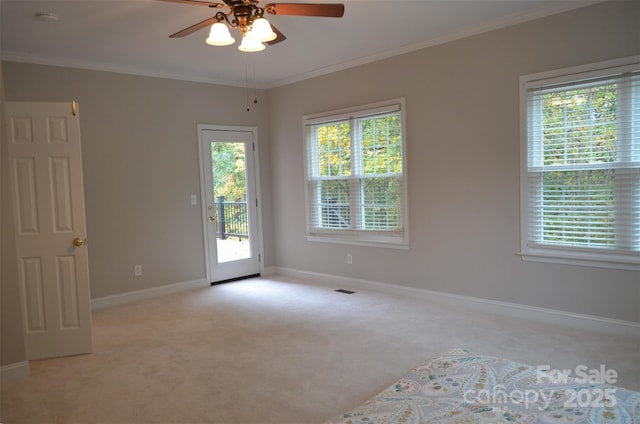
[238,35,265,52]
[206,22,235,46]
[249,18,277,42]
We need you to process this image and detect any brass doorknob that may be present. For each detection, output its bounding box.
[208,216,215,222]
[72,237,86,247]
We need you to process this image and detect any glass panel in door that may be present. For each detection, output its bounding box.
[211,141,251,263]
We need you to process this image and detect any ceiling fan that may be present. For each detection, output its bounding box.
[159,0,345,52]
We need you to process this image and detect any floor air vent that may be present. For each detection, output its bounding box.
[334,289,355,294]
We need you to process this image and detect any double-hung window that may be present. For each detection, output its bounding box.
[520,57,640,270]
[304,99,409,248]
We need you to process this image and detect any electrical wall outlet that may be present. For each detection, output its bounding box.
[134,265,142,276]
[347,253,352,265]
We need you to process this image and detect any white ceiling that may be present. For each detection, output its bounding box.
[1,0,597,88]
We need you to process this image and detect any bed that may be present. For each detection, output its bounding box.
[325,348,639,423]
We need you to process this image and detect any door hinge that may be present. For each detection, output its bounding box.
[258,253,261,262]
[256,198,258,207]
[252,142,255,151]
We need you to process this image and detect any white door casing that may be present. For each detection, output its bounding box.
[198,125,262,283]
[6,101,93,360]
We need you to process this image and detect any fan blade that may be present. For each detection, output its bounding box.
[158,0,225,7]
[169,16,219,37]
[264,3,344,17]
[266,24,286,45]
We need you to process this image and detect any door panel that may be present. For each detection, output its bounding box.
[57,255,81,328]
[199,127,260,283]
[6,101,93,360]
[14,157,39,234]
[21,257,46,332]
[50,157,74,232]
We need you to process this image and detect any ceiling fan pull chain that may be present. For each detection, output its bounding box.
[244,52,251,111]
[252,57,258,106]
[243,52,259,112]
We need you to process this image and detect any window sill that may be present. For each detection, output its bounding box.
[306,235,410,250]
[518,248,640,271]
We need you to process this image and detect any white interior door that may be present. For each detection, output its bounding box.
[6,101,93,360]
[199,126,261,283]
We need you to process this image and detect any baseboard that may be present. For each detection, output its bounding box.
[0,361,30,383]
[91,279,209,310]
[274,267,640,338]
[261,266,276,276]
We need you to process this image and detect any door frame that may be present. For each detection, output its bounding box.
[197,124,264,283]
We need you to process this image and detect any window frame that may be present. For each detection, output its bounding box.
[519,56,640,271]
[303,98,409,249]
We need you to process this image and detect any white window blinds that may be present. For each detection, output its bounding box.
[523,62,640,268]
[304,100,409,247]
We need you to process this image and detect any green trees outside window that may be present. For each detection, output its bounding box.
[538,84,618,246]
[310,112,404,232]
[304,100,408,247]
[525,62,639,264]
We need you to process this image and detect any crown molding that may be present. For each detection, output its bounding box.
[266,0,603,88]
[0,51,268,89]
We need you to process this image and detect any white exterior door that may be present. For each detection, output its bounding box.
[6,101,93,360]
[198,126,261,283]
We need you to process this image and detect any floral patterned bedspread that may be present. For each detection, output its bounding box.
[326,348,640,424]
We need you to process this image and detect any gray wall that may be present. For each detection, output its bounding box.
[266,1,640,323]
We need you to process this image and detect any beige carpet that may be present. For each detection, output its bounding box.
[1,275,639,424]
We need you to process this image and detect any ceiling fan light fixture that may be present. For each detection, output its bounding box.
[238,35,265,52]
[205,22,235,46]
[249,18,277,42]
